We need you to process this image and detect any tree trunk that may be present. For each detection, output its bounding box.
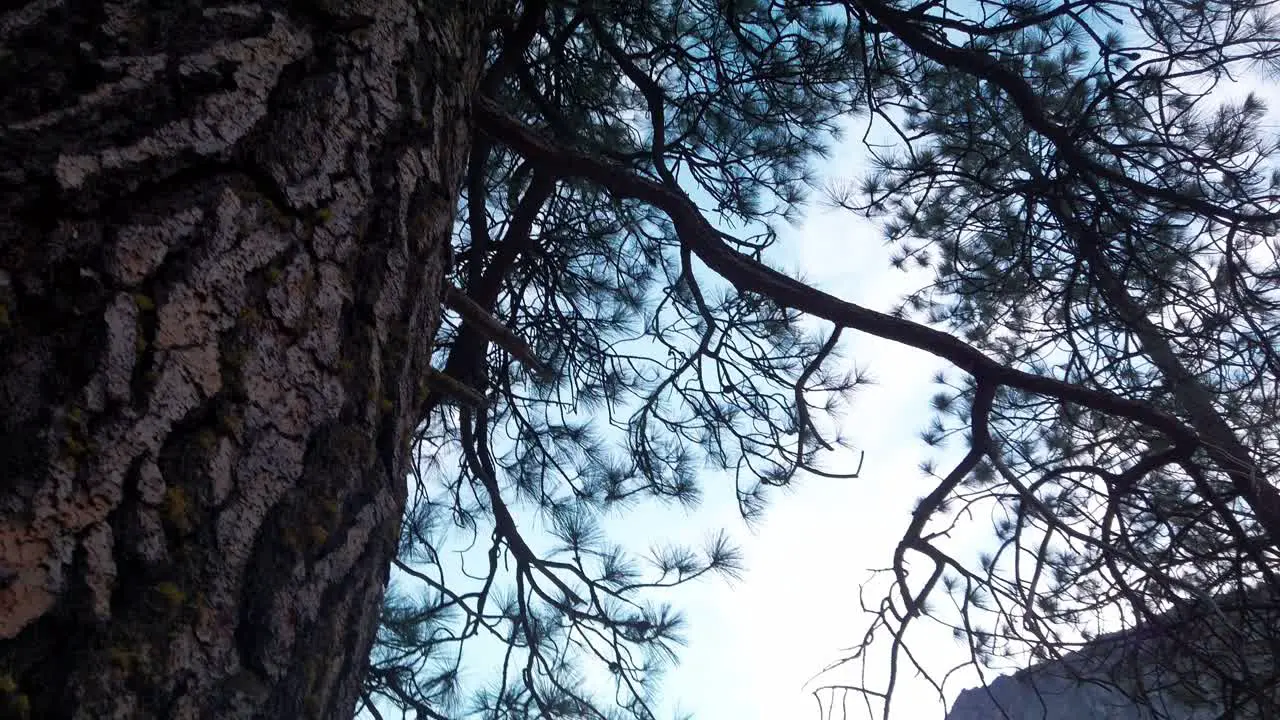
[0,2,490,717]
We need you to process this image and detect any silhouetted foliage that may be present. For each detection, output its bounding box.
[360,2,1280,718]
[821,1,1280,717]
[362,3,869,717]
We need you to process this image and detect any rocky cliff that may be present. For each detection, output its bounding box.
[945,593,1279,719]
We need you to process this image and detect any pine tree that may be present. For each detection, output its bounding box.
[6,1,1279,718]
[366,1,1280,717]
[821,1,1280,716]
[362,2,872,717]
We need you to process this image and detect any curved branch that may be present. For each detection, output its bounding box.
[475,96,1202,447]
[853,0,1279,227]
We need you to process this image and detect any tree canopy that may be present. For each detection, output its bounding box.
[362,1,1280,718]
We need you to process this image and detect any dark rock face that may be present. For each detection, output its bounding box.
[946,662,1204,720]
[947,594,1280,720]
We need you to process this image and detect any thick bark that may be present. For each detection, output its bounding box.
[0,1,491,718]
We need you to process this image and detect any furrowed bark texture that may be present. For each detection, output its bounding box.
[0,1,490,717]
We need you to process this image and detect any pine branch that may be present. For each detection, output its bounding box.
[474,94,1201,447]
[443,285,548,375]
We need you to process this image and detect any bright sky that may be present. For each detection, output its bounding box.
[375,133,988,720]
[647,66,1280,720]
[626,175,975,720]
[377,114,1011,720]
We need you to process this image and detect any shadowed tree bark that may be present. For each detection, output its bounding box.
[0,1,494,717]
